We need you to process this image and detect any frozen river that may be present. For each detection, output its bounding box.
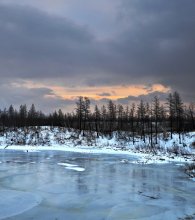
[0,150,195,220]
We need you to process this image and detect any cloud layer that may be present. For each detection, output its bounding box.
[0,0,194,111]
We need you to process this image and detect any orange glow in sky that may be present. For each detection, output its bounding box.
[13,81,170,100]
[52,84,169,100]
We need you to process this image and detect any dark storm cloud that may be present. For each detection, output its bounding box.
[114,0,195,97]
[0,3,101,79]
[0,3,123,87]
[1,1,195,83]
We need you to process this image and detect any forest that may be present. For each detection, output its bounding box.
[0,92,194,146]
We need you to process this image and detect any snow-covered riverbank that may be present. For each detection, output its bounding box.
[0,127,194,165]
[0,142,194,165]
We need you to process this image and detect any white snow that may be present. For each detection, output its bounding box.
[57,162,78,167]
[0,127,194,165]
[57,162,85,171]
[65,166,85,172]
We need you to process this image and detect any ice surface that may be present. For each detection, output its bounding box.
[107,203,168,220]
[0,150,195,220]
[38,184,68,194]
[0,190,41,219]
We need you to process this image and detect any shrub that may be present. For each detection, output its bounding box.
[184,163,195,178]
[191,141,195,149]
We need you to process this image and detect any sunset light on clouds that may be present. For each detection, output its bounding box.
[11,80,170,100]
[45,84,170,100]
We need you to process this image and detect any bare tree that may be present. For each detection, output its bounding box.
[130,103,136,144]
[173,92,184,144]
[76,96,84,132]
[152,96,161,144]
[94,105,101,137]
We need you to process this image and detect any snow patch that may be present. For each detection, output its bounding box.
[57,162,78,167]
[65,166,85,172]
[57,162,85,171]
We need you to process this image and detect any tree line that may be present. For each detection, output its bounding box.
[0,92,194,145]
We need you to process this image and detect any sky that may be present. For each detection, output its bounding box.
[0,0,194,112]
